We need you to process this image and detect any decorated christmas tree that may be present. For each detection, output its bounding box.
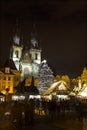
[37,60,54,94]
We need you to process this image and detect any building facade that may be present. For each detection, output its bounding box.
[10,31,42,81]
[0,67,21,94]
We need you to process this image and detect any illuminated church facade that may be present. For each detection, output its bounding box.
[0,26,55,96]
[9,31,42,81]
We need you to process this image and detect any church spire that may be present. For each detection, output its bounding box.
[12,19,21,45]
[30,24,40,49]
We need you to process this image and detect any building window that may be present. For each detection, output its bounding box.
[8,77,11,81]
[15,51,18,58]
[11,77,13,80]
[4,77,6,80]
[2,85,5,90]
[35,53,38,60]
[5,67,10,73]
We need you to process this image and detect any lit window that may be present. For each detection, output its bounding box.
[8,77,11,80]
[4,77,6,80]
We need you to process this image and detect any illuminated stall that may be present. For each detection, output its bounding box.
[42,80,69,101]
[12,93,25,101]
[77,84,87,99]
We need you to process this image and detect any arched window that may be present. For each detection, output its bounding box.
[35,53,38,60]
[15,51,18,58]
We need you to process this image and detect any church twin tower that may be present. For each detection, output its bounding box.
[9,29,42,81]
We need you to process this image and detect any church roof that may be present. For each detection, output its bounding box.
[5,58,17,70]
[30,30,41,49]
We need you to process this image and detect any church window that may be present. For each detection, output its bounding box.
[35,53,38,60]
[15,51,18,58]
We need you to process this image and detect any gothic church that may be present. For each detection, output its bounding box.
[9,30,42,81]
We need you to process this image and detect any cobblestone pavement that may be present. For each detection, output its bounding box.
[0,114,87,130]
[0,115,65,130]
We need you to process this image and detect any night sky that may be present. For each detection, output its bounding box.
[0,0,87,78]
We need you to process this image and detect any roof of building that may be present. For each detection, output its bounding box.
[5,58,17,70]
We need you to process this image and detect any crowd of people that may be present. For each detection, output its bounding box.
[0,97,87,129]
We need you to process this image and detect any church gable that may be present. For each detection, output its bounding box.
[22,50,31,63]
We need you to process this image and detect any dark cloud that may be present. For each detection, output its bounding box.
[0,0,86,20]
